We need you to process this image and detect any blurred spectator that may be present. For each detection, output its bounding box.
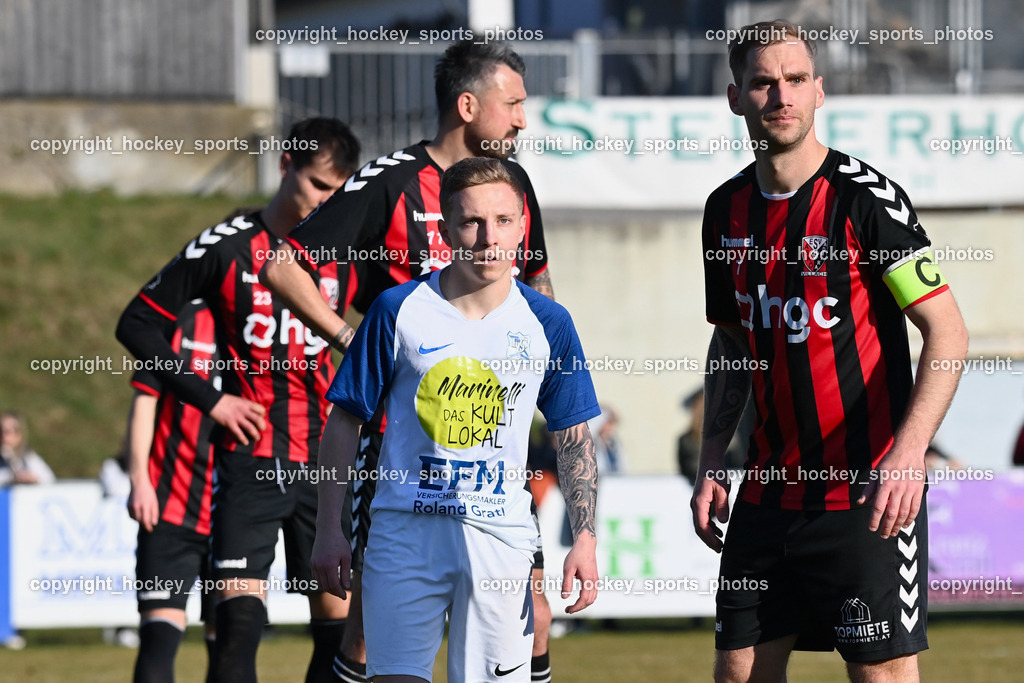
[924,443,964,473]
[0,411,55,485]
[97,439,140,648]
[588,405,625,474]
[1013,422,1024,466]
[677,389,751,485]
[98,439,131,499]
[676,390,704,485]
[0,411,56,650]
[527,415,559,507]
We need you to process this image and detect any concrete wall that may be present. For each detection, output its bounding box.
[0,101,271,196]
[543,209,1024,474]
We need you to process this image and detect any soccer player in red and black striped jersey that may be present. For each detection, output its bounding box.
[126,299,219,682]
[692,21,968,682]
[117,118,361,683]
[261,41,556,683]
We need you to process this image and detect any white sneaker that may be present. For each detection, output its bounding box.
[548,620,575,639]
[3,634,27,650]
[116,628,140,648]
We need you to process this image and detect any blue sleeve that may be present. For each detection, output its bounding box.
[325,288,402,421]
[520,285,601,431]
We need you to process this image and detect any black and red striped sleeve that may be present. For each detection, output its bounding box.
[130,369,162,398]
[116,232,226,414]
[286,165,389,270]
[702,190,741,326]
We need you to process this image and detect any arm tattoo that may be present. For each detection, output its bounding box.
[553,422,598,539]
[526,269,555,300]
[703,327,752,443]
[331,325,354,352]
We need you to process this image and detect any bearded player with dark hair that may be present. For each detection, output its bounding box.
[693,20,968,683]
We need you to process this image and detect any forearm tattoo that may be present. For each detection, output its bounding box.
[703,328,752,442]
[526,269,555,300]
[554,422,598,539]
[331,325,354,352]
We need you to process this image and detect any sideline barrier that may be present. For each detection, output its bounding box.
[2,475,1022,629]
[7,482,309,628]
[537,473,1024,617]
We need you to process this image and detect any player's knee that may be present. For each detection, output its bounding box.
[134,620,184,683]
[713,648,760,683]
[715,643,794,683]
[846,654,919,683]
[214,595,266,683]
[532,591,551,624]
[308,590,349,620]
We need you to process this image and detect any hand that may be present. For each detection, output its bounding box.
[209,395,266,446]
[857,448,926,538]
[12,470,39,484]
[311,529,352,599]
[128,480,160,532]
[561,532,597,614]
[690,469,731,552]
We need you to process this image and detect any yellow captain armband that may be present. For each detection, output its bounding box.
[882,249,948,309]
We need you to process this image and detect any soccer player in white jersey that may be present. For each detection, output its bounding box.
[311,157,600,683]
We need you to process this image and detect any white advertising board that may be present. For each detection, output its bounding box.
[9,483,310,627]
[517,96,1024,209]
[537,476,725,618]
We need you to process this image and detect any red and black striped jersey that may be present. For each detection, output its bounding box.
[703,149,948,511]
[286,142,549,315]
[131,300,218,535]
[121,212,355,463]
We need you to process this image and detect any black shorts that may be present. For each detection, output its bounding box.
[348,429,546,572]
[136,521,213,616]
[211,450,319,593]
[716,499,928,663]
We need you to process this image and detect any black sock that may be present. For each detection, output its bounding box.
[213,596,266,683]
[532,652,552,683]
[204,634,218,683]
[305,619,346,683]
[332,651,367,683]
[133,620,184,683]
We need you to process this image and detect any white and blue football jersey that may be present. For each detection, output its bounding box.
[326,270,600,553]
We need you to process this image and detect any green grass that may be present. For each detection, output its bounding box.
[0,192,266,477]
[0,618,1021,681]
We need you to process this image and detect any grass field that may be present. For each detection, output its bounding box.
[0,192,267,478]
[0,617,1021,682]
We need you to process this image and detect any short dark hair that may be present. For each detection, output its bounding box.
[728,20,816,86]
[434,40,526,115]
[284,117,361,176]
[439,157,524,221]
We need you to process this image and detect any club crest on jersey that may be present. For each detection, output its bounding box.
[318,277,340,310]
[506,332,530,360]
[800,235,829,277]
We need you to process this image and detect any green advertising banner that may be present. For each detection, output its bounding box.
[516,96,1024,209]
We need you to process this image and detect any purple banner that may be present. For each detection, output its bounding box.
[927,472,1024,606]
